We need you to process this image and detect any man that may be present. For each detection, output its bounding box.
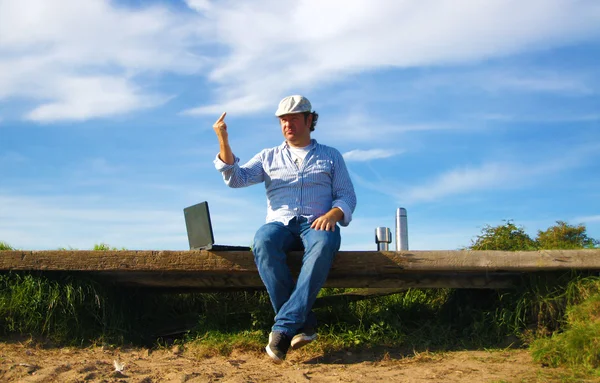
[213,95,357,363]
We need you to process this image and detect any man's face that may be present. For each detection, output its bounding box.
[279,113,312,145]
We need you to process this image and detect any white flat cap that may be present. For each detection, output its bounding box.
[275,95,312,117]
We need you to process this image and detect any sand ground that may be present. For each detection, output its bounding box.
[0,338,590,383]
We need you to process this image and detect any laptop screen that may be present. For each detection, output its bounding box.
[183,201,215,250]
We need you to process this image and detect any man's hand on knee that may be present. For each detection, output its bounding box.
[310,215,337,231]
[311,208,344,231]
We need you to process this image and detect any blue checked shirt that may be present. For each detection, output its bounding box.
[214,139,357,226]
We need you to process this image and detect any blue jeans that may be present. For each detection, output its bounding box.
[253,216,341,337]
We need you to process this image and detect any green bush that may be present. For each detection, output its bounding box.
[531,278,600,372]
[537,221,599,249]
[468,220,598,251]
[469,221,537,251]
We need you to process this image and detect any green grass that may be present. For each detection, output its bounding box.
[0,272,120,344]
[92,243,126,251]
[1,270,599,380]
[185,330,265,358]
[0,268,597,352]
[530,278,600,375]
[0,241,14,250]
[2,240,600,379]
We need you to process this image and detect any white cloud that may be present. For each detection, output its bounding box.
[0,194,185,249]
[353,150,591,205]
[185,0,600,114]
[0,190,265,250]
[319,111,454,142]
[400,150,596,204]
[411,69,596,96]
[572,215,600,223]
[343,149,401,162]
[26,76,168,122]
[0,0,208,122]
[185,0,212,12]
[3,0,600,121]
[182,94,273,116]
[75,157,125,176]
[481,71,594,95]
[403,163,514,202]
[473,112,600,123]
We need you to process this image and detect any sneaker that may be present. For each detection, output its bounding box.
[265,331,291,364]
[291,327,317,350]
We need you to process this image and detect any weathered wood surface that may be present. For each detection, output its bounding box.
[1,249,599,290]
[2,249,600,272]
[87,271,523,290]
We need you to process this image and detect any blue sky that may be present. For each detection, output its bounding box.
[1,0,599,251]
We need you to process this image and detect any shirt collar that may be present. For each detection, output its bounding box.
[281,138,317,150]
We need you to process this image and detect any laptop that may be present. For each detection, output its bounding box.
[183,201,252,251]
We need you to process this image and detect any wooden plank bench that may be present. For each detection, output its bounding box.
[1,249,599,292]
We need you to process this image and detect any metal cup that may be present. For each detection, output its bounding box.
[375,227,392,251]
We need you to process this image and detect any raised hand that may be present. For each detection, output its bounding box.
[213,112,234,165]
[213,112,228,142]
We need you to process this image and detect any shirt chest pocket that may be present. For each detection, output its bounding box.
[309,159,333,177]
